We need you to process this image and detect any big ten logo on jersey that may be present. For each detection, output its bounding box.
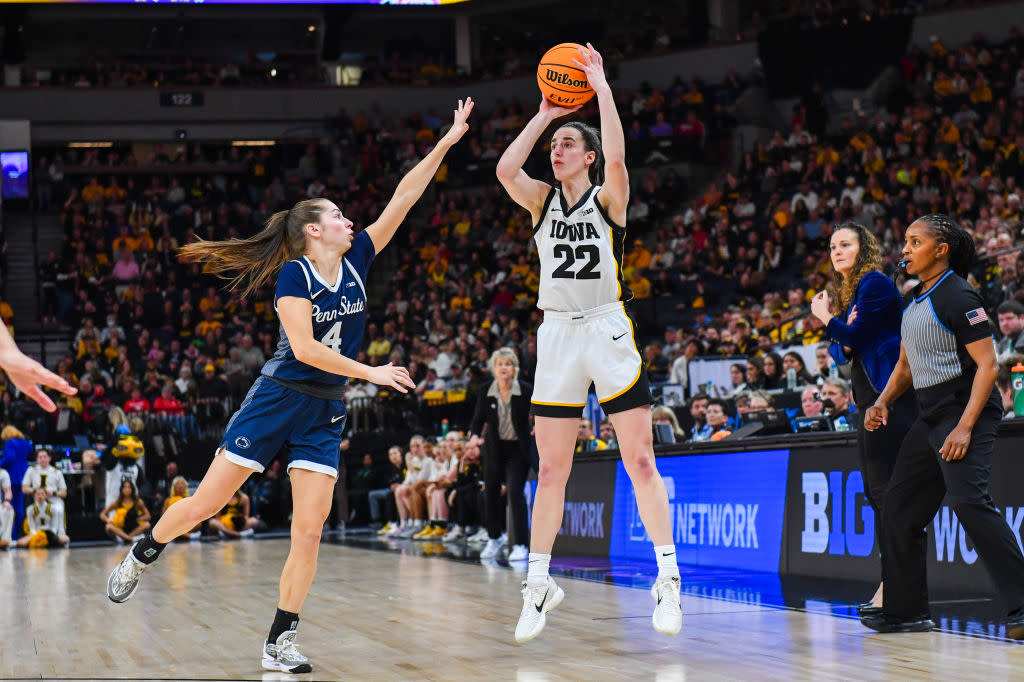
[934,505,1024,564]
[800,471,875,556]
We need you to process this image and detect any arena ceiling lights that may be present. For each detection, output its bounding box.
[0,0,472,4]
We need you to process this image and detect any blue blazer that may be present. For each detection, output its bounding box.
[826,271,903,393]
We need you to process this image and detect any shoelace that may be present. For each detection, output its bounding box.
[276,635,308,663]
[654,578,681,606]
[113,559,144,591]
[520,581,548,605]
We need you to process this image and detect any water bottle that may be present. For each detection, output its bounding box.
[1013,362,1024,416]
[706,380,714,396]
[829,363,839,379]
[786,367,797,391]
[441,418,449,436]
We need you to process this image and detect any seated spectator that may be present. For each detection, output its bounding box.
[747,391,773,413]
[443,439,483,543]
[17,487,70,547]
[996,355,1024,419]
[209,489,258,538]
[813,343,833,382]
[161,475,201,540]
[996,300,1024,361]
[418,440,460,539]
[250,458,290,529]
[370,446,405,532]
[761,352,785,390]
[652,406,685,444]
[644,343,668,382]
[446,364,472,392]
[688,393,712,441]
[348,454,379,526]
[390,437,430,538]
[100,479,151,544]
[800,386,824,417]
[152,383,185,415]
[782,352,816,386]
[599,418,618,449]
[575,418,607,453]
[821,377,856,430]
[0,463,14,549]
[21,450,68,535]
[196,363,229,422]
[415,368,447,397]
[124,386,151,414]
[704,398,732,440]
[737,356,765,392]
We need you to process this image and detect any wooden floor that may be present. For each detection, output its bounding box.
[3,539,1024,681]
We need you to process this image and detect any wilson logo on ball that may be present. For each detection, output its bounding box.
[543,69,588,89]
[537,42,596,108]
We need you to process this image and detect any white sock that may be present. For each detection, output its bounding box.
[526,552,551,587]
[655,544,680,578]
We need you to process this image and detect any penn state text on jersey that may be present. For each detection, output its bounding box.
[261,229,375,398]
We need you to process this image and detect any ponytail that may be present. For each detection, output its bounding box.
[179,199,323,300]
[558,121,605,186]
[914,213,975,279]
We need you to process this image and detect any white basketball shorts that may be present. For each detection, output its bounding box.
[531,302,651,418]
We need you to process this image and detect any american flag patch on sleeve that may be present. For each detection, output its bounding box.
[966,308,989,325]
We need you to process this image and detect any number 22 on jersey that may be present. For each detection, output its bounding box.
[552,244,601,279]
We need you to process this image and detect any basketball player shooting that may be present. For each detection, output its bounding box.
[496,43,682,643]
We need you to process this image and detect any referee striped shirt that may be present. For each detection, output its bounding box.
[901,271,996,409]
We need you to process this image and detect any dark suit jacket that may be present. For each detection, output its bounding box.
[826,270,903,393]
[470,380,533,462]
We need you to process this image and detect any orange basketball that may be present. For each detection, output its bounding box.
[537,43,595,108]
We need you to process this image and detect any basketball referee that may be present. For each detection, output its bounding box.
[863,214,1024,637]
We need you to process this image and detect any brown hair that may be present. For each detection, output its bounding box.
[829,222,883,313]
[179,199,325,300]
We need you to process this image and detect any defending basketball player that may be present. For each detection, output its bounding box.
[105,98,474,674]
[496,44,681,643]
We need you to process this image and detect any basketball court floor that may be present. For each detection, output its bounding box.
[3,534,1023,680]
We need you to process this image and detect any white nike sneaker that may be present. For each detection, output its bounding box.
[466,528,489,543]
[480,538,503,560]
[442,525,463,543]
[515,577,564,643]
[262,629,312,674]
[508,544,529,561]
[651,575,682,636]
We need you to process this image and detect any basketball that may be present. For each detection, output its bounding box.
[537,43,595,107]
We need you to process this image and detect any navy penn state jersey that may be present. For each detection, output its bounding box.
[262,229,375,387]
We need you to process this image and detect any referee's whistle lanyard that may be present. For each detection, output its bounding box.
[913,268,951,296]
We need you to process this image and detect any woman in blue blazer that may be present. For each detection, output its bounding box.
[811,222,917,615]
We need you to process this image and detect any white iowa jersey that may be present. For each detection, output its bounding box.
[533,185,631,312]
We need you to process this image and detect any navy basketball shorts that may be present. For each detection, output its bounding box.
[219,376,347,478]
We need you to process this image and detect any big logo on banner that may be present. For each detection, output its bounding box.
[609,450,789,571]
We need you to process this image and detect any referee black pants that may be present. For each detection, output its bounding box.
[857,390,917,582]
[881,405,1024,618]
[484,440,530,547]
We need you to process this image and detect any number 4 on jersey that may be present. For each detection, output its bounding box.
[321,321,343,352]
